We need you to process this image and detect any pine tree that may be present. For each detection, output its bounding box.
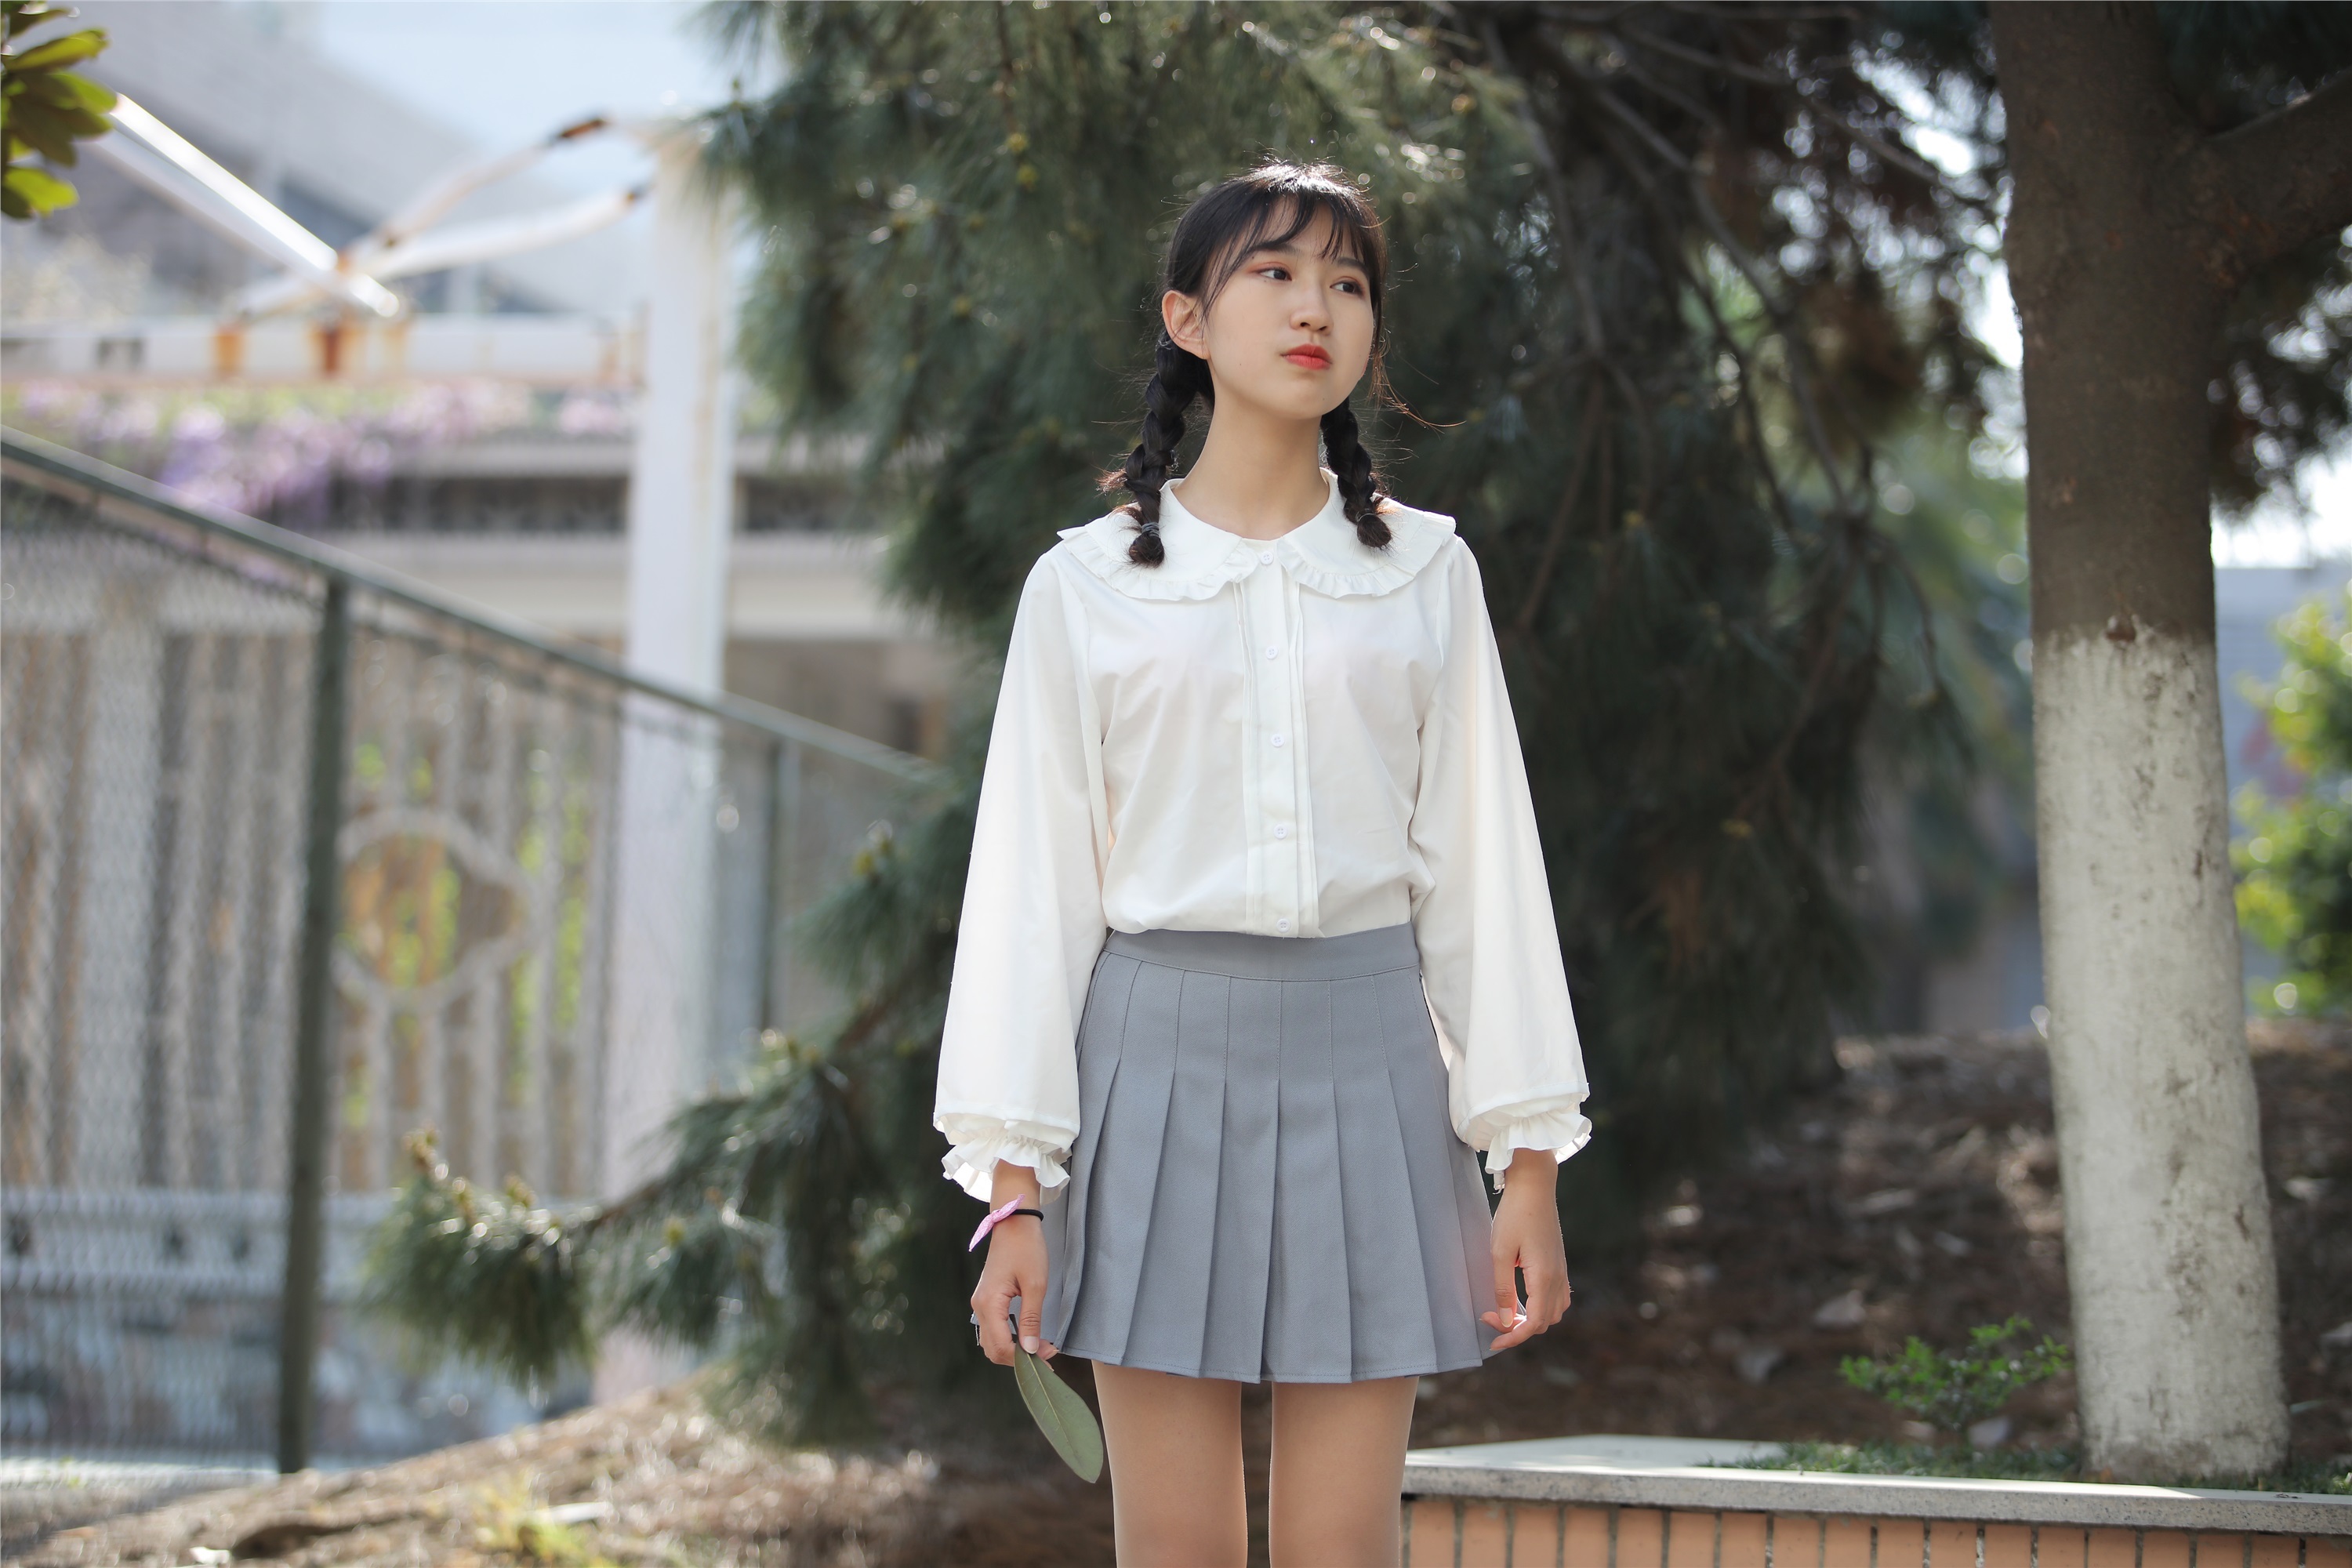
[364,2,2034,1441]
[706,0,2016,1205]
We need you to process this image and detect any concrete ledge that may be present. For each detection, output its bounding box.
[1400,1436,2352,1538]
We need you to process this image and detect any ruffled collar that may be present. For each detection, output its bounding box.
[1056,469,1455,602]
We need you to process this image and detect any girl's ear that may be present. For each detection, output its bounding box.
[1163,289,1207,359]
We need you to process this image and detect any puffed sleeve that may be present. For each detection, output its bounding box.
[932,553,1110,1204]
[1407,540,1593,1192]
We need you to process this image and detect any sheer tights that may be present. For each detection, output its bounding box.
[1089,1359,1418,1566]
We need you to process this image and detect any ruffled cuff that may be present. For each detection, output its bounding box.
[1479,1101,1593,1192]
[936,1116,1075,1205]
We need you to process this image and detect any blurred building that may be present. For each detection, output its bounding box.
[0,0,949,1465]
[0,0,956,760]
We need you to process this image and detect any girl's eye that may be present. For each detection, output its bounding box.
[1261,266,1291,281]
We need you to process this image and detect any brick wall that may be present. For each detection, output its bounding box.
[1399,1501,2352,1568]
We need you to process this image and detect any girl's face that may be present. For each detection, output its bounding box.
[1163,206,1376,427]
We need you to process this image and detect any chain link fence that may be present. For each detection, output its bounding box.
[0,429,931,1467]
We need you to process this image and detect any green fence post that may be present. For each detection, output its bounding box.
[278,577,352,1474]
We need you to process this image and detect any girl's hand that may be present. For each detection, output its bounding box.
[1481,1149,1571,1350]
[971,1161,1058,1366]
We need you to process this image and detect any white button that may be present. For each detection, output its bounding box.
[1270,732,1286,747]
[1273,825,1289,840]
[1265,644,1279,659]
[1276,918,1292,932]
[1258,550,1275,564]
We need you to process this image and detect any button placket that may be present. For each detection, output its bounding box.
[1240,561,1304,935]
[1276,566,1319,935]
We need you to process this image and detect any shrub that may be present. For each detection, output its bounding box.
[1839,1316,2072,1440]
[2234,586,2352,1017]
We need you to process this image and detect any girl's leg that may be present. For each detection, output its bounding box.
[1266,1374,1419,1567]
[1090,1360,1249,1566]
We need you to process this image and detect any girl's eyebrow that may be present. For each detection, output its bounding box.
[1248,238,1368,270]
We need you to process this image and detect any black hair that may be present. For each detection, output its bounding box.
[1106,161,1395,566]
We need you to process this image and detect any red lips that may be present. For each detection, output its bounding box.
[1283,345,1332,368]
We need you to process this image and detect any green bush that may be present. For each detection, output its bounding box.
[358,1133,596,1385]
[2234,586,2352,1017]
[1838,1316,2072,1440]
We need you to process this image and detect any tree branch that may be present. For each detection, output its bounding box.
[1510,375,1608,644]
[1611,24,1969,197]
[2190,67,2352,283]
[1483,12,1609,358]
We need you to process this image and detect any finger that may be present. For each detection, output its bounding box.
[1017,1276,1047,1356]
[1525,1266,1570,1328]
[975,1285,1014,1365]
[1486,1316,1541,1350]
[1481,1287,1526,1326]
[1491,1247,1521,1327]
[1487,1298,1545,1349]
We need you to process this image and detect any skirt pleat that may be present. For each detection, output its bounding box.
[1040,953,1133,1359]
[1038,924,1499,1384]
[1330,971,1442,1376]
[1119,967,1232,1370]
[1065,955,1173,1365]
[1197,974,1277,1377]
[1374,964,1499,1370]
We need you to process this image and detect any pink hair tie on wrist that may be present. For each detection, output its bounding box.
[969,1193,1045,1250]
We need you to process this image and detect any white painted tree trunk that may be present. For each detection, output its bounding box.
[2031,619,2286,1477]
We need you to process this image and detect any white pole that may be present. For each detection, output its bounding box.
[621,124,736,693]
[597,122,740,1403]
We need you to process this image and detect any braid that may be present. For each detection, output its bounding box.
[1120,334,1211,566]
[1320,400,1391,550]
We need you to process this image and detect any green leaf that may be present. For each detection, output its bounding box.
[1012,1345,1105,1483]
[9,103,78,162]
[7,5,67,43]
[9,26,104,71]
[4,161,74,214]
[16,71,111,122]
[7,5,73,43]
[52,102,104,136]
[50,67,111,111]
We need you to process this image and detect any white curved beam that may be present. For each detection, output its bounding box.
[233,183,648,318]
[369,114,614,251]
[95,96,401,318]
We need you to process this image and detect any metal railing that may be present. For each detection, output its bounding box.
[0,428,931,1468]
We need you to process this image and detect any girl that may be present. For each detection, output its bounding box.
[934,162,1592,1566]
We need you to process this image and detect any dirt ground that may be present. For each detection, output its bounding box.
[15,1025,2348,1568]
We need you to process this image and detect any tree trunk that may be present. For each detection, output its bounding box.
[1990,2,2286,1479]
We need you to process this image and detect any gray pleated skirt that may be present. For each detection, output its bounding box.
[1033,923,1501,1383]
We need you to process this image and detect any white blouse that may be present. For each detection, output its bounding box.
[932,470,1592,1206]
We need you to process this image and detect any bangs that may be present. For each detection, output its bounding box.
[1111,159,1399,553]
[1180,165,1388,321]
